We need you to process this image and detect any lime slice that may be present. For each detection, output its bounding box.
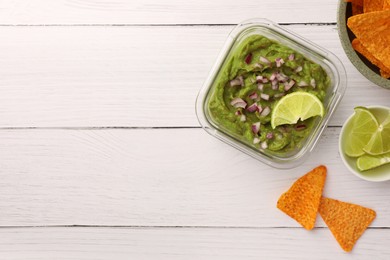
[357,152,390,171]
[271,92,325,129]
[363,112,390,155]
[343,107,379,157]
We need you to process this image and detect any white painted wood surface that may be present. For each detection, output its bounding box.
[0,0,389,259]
[0,128,389,228]
[0,25,389,127]
[0,0,338,24]
[1,227,389,260]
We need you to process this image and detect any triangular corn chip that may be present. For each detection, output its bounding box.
[319,197,376,252]
[384,0,390,9]
[352,3,364,15]
[363,0,384,12]
[347,10,390,70]
[345,0,363,6]
[277,165,326,230]
[352,38,390,78]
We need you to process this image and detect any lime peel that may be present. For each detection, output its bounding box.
[343,107,379,157]
[357,152,390,171]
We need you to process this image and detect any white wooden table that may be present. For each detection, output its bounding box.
[1,1,390,259]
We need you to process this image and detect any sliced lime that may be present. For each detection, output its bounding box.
[357,152,390,171]
[271,92,325,129]
[363,111,390,155]
[344,107,379,157]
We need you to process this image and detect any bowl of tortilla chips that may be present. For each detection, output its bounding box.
[338,0,390,89]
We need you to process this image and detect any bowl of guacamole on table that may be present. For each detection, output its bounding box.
[196,19,347,168]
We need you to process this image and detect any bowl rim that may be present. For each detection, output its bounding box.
[339,105,390,182]
[337,1,390,89]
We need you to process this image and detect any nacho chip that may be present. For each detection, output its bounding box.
[352,38,390,77]
[380,69,390,78]
[319,197,376,252]
[277,165,326,230]
[384,0,390,9]
[364,0,384,12]
[345,0,363,6]
[352,3,364,15]
[348,10,390,70]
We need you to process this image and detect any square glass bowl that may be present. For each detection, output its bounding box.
[196,19,347,169]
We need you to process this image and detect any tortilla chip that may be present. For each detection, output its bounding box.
[352,38,390,77]
[348,10,390,70]
[277,165,326,230]
[380,69,390,78]
[364,0,384,12]
[319,198,376,252]
[345,0,363,6]
[384,0,390,9]
[352,3,364,15]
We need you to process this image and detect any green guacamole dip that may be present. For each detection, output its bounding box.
[207,34,330,153]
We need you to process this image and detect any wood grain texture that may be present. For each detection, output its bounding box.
[0,227,388,259]
[0,128,389,227]
[0,25,389,128]
[0,0,338,25]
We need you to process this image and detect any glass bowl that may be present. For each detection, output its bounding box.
[196,18,347,169]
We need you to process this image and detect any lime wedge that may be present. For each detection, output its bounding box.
[357,152,390,171]
[271,92,325,129]
[344,107,379,157]
[363,111,390,155]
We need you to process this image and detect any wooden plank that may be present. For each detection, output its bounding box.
[0,0,338,25]
[0,128,388,227]
[0,227,388,259]
[0,25,389,128]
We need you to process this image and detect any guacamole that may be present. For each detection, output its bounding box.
[207,34,330,153]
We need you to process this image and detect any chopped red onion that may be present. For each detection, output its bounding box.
[251,122,261,134]
[260,93,270,101]
[284,80,295,91]
[271,80,278,90]
[260,141,268,149]
[295,124,306,131]
[275,58,285,68]
[248,92,258,100]
[274,93,285,98]
[310,78,316,88]
[298,81,309,87]
[258,83,264,91]
[240,114,246,122]
[257,105,263,113]
[266,132,274,139]
[288,54,295,61]
[269,72,276,81]
[276,72,288,82]
[259,56,271,65]
[230,97,247,108]
[230,75,244,87]
[295,66,303,73]
[260,106,271,117]
[253,137,260,144]
[245,53,252,64]
[234,110,241,116]
[254,63,263,69]
[247,103,258,113]
[256,75,263,82]
[262,78,269,83]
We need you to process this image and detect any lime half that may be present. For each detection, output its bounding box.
[271,92,325,129]
[357,152,390,171]
[363,112,390,155]
[343,107,379,157]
